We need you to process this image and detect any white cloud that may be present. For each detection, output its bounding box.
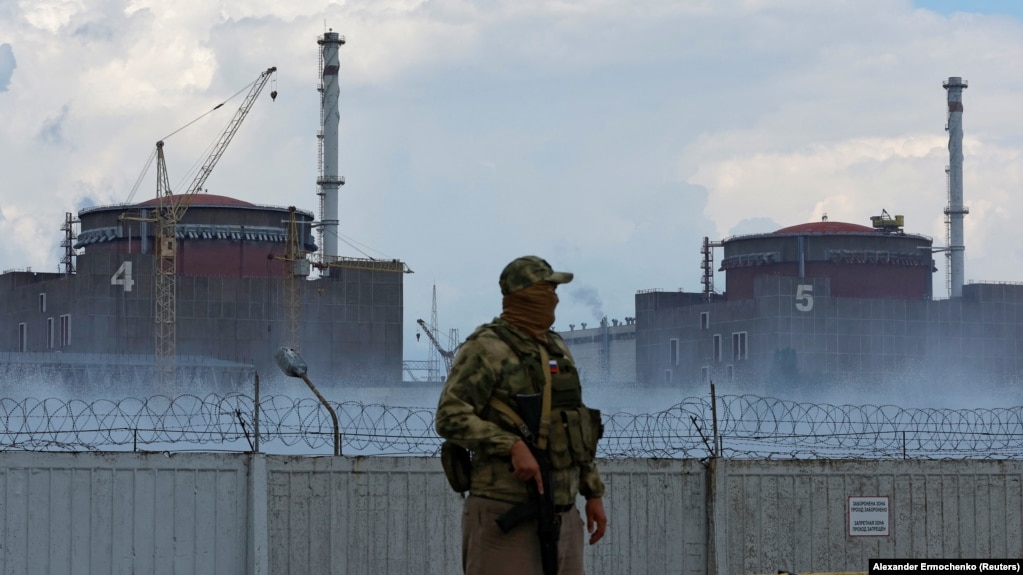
[19,0,85,33]
[693,135,947,234]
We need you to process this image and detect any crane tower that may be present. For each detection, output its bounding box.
[149,67,277,379]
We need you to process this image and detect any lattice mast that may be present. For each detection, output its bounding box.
[416,286,457,381]
[60,212,79,275]
[430,285,440,381]
[154,141,176,377]
[317,30,346,275]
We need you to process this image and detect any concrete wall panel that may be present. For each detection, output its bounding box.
[3,453,1023,574]
[718,459,1023,574]
[0,452,250,575]
[264,456,464,574]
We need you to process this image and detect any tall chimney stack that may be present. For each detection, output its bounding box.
[943,76,968,298]
[317,30,345,275]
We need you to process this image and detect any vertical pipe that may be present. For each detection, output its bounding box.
[318,31,345,274]
[943,77,968,298]
[602,318,610,384]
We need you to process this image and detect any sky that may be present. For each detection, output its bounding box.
[2,0,1023,364]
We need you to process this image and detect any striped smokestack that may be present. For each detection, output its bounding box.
[943,76,968,298]
[317,30,345,275]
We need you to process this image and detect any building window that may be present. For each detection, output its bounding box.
[669,338,678,366]
[39,293,46,313]
[47,318,54,349]
[732,331,748,361]
[59,314,71,347]
[664,370,672,384]
[701,365,709,384]
[713,334,722,363]
[18,323,27,352]
[700,312,709,330]
[726,364,734,381]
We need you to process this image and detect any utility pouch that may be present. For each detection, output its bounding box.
[546,414,574,470]
[554,407,604,466]
[581,407,604,460]
[440,441,472,493]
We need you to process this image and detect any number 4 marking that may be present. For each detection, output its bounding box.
[111,261,135,292]
[795,284,813,312]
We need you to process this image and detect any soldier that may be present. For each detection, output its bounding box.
[435,255,608,575]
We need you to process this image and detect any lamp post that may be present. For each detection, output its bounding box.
[274,347,341,456]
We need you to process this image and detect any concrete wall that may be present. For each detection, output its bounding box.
[2,453,1021,574]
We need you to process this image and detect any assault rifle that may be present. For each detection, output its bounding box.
[494,393,559,575]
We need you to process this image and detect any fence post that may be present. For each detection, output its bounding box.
[247,452,270,574]
[706,456,728,575]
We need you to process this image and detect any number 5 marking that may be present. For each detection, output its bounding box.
[795,284,813,312]
[111,261,135,292]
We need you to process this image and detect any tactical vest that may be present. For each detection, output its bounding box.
[483,322,603,471]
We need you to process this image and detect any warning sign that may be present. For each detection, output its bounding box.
[849,496,889,537]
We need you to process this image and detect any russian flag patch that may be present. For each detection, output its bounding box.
[549,360,559,374]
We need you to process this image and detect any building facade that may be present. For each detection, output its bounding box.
[0,196,407,388]
[636,219,1023,399]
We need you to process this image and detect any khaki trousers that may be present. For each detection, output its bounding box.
[461,495,584,575]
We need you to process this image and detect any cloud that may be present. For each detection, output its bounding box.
[37,105,69,145]
[0,44,14,92]
[730,217,782,237]
[20,0,86,33]
[693,135,948,233]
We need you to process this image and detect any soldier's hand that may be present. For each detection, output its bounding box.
[585,497,607,545]
[509,440,543,494]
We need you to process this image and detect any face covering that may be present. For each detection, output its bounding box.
[500,282,559,341]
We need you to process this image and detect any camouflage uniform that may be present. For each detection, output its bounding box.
[435,256,605,575]
[435,318,605,506]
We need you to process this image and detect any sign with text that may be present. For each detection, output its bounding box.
[849,496,890,536]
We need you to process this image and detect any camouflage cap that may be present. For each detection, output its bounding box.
[499,256,574,295]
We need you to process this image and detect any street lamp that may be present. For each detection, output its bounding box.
[274,346,341,456]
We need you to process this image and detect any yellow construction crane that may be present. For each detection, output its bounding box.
[147,66,278,378]
[312,256,412,274]
[274,206,309,350]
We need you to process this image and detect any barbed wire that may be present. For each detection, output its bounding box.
[0,394,1021,459]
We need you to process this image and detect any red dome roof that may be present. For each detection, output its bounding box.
[775,221,874,234]
[136,193,255,208]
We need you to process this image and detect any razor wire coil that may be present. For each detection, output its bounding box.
[0,393,1021,459]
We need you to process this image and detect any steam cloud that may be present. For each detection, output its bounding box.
[571,286,604,323]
